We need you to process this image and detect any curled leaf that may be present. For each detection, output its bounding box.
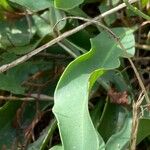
[52,28,135,149]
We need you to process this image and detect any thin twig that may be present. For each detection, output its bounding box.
[0,0,138,73]
[128,59,150,103]
[0,94,54,101]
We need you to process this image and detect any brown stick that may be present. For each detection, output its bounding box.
[0,94,53,101]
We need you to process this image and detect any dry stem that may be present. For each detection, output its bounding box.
[130,92,145,150]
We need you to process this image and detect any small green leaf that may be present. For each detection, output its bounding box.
[9,0,53,11]
[54,0,84,10]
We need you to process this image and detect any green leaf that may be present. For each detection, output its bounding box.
[112,28,135,57]
[137,118,150,144]
[105,115,132,150]
[33,8,66,37]
[54,0,84,10]
[0,62,35,94]
[0,61,52,94]
[0,17,35,48]
[9,0,53,11]
[0,73,25,94]
[66,7,88,17]
[0,62,37,94]
[99,5,117,26]
[52,28,134,149]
